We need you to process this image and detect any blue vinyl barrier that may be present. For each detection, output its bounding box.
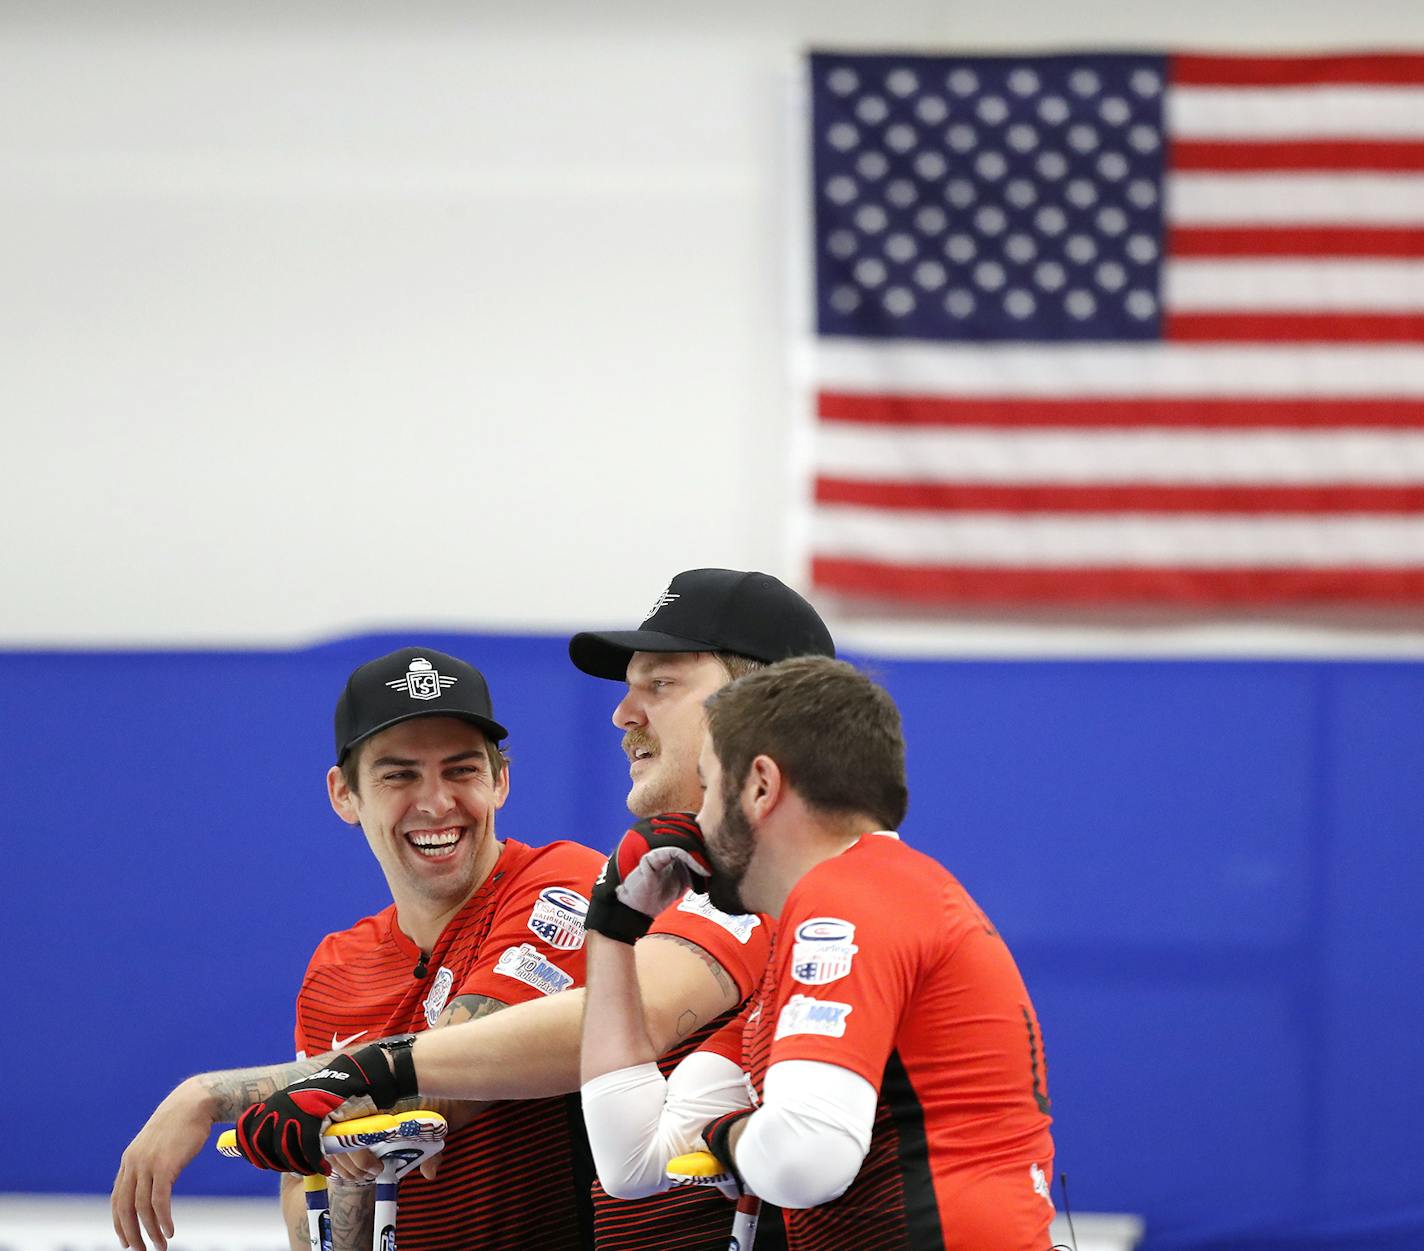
[1,634,1420,1250]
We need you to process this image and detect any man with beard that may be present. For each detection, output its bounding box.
[126,570,831,1251]
[577,657,1058,1251]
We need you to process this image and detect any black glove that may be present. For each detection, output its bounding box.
[585,812,713,944]
[234,1037,418,1174]
[700,1107,754,1194]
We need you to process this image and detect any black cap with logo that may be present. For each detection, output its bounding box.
[568,568,835,681]
[333,646,509,763]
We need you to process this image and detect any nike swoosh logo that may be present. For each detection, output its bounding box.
[331,1030,367,1051]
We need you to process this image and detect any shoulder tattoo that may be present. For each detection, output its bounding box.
[436,992,508,1027]
[645,933,740,1005]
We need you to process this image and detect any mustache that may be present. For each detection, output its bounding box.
[622,728,658,759]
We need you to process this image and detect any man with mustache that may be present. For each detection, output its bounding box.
[117,570,832,1251]
[579,657,1057,1251]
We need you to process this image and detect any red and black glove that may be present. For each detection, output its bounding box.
[234,1037,418,1175]
[700,1107,754,1194]
[585,812,713,944]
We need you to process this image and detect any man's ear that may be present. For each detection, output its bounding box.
[327,765,360,826]
[492,757,510,810]
[745,754,785,822]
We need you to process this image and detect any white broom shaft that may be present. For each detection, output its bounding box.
[374,1166,400,1251]
[730,1194,761,1249]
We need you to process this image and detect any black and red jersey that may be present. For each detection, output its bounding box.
[731,833,1056,1251]
[296,838,603,1250]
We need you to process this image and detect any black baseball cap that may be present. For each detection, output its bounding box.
[569,568,835,681]
[333,646,508,763]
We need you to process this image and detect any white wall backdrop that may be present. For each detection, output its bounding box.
[4,0,1423,650]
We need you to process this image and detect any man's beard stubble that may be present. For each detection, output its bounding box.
[703,798,756,917]
[622,727,680,818]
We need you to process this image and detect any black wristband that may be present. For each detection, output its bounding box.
[348,1037,417,1108]
[701,1108,754,1192]
[584,893,654,945]
[378,1034,419,1103]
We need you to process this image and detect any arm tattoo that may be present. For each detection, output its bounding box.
[194,1023,454,1118]
[645,933,741,1031]
[197,1055,335,1120]
[281,1175,309,1251]
[436,992,508,1027]
[387,993,510,1119]
[330,1178,375,1250]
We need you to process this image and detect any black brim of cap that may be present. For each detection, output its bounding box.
[568,628,720,681]
[340,708,509,761]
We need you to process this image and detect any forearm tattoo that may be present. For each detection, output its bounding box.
[281,1176,309,1251]
[330,1178,375,1251]
[193,1011,487,1119]
[197,1055,336,1120]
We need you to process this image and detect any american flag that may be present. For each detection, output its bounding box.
[803,51,1424,606]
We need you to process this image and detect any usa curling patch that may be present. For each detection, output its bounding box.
[790,917,859,985]
[528,886,589,951]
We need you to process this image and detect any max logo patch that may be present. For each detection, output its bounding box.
[494,943,573,996]
[677,892,760,944]
[774,994,853,1040]
[790,917,858,985]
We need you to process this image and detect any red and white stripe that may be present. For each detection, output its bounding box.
[808,54,1424,605]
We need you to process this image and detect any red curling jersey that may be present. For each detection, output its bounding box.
[295,838,604,1251]
[589,891,783,1251]
[738,833,1055,1251]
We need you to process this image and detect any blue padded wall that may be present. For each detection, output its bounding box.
[1,637,1419,1250]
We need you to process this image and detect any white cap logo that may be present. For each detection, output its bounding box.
[385,656,457,702]
[642,588,680,622]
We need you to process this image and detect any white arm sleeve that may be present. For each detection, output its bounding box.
[581,1050,752,1200]
[735,1060,877,1210]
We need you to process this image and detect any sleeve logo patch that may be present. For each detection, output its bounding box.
[676,891,761,944]
[422,965,455,1028]
[790,917,859,985]
[774,994,854,1040]
[528,886,589,951]
[494,943,574,996]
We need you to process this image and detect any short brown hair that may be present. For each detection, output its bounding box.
[704,656,908,830]
[712,652,766,682]
[341,733,508,794]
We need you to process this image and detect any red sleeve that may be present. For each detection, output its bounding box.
[645,890,773,1000]
[764,860,920,1091]
[456,841,605,1007]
